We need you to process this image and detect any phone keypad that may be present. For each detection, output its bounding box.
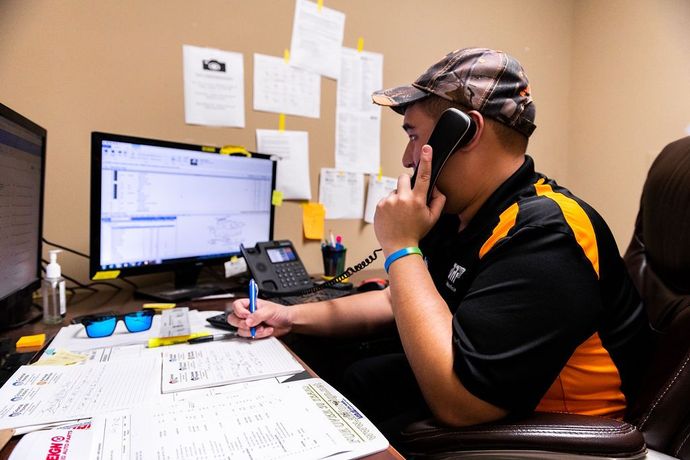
[275,262,310,289]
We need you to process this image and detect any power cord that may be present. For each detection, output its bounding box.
[43,237,89,259]
[42,237,139,289]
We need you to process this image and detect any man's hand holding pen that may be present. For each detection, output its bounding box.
[249,279,258,338]
[228,293,293,339]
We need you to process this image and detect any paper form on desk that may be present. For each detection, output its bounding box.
[0,354,161,430]
[89,378,389,460]
[164,375,281,403]
[160,337,304,393]
[8,422,93,460]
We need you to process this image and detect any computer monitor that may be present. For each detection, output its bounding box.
[90,132,277,301]
[0,103,46,330]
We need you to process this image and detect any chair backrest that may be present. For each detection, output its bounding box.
[623,136,690,459]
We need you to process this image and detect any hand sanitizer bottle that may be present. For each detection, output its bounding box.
[42,249,66,324]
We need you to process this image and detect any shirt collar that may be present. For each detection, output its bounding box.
[461,154,538,236]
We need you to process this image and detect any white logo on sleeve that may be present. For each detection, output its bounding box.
[448,263,466,283]
[445,263,466,292]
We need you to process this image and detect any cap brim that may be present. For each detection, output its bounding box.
[372,85,429,114]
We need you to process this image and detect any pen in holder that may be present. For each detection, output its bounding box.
[321,244,347,281]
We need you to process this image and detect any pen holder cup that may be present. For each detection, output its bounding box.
[321,246,347,279]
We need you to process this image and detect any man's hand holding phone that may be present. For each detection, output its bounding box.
[374,146,446,256]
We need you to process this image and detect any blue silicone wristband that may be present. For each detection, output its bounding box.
[384,247,423,273]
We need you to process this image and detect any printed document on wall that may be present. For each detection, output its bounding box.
[183,45,245,127]
[335,48,383,174]
[364,175,397,224]
[253,53,321,118]
[257,129,312,200]
[318,168,364,219]
[289,0,345,80]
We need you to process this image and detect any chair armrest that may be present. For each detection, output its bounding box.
[401,412,646,458]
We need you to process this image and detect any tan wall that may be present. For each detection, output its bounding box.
[569,0,690,250]
[0,0,608,286]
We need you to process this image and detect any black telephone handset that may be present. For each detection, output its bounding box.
[410,108,477,204]
[241,240,314,295]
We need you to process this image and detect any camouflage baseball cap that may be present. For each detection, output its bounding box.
[372,47,536,137]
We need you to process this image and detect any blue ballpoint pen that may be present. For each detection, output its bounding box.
[249,278,258,338]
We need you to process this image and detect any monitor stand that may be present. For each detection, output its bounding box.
[135,266,240,302]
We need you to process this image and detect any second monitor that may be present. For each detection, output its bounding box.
[90,132,276,301]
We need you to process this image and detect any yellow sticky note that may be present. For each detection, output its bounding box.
[220,145,251,156]
[317,0,323,11]
[278,113,286,132]
[33,349,87,366]
[16,334,46,349]
[283,48,290,63]
[92,270,120,280]
[302,202,326,240]
[357,37,364,53]
[272,190,284,206]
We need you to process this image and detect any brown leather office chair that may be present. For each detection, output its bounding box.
[401,137,690,459]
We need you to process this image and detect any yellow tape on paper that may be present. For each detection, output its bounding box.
[220,145,251,156]
[272,190,284,206]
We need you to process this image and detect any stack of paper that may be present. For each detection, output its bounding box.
[161,337,304,393]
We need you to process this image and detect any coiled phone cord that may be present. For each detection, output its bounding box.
[262,248,383,298]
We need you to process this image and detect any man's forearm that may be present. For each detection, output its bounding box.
[388,255,507,426]
[290,288,395,336]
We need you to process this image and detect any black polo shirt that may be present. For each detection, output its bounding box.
[419,155,651,414]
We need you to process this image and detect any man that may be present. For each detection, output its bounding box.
[228,48,651,437]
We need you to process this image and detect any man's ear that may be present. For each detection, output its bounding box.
[460,110,484,151]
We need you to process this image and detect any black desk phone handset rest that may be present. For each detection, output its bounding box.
[240,109,476,298]
[241,240,314,295]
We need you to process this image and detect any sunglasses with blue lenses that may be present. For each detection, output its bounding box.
[78,310,155,338]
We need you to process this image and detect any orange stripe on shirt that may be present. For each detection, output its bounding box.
[536,332,626,418]
[479,202,519,259]
[534,182,600,278]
